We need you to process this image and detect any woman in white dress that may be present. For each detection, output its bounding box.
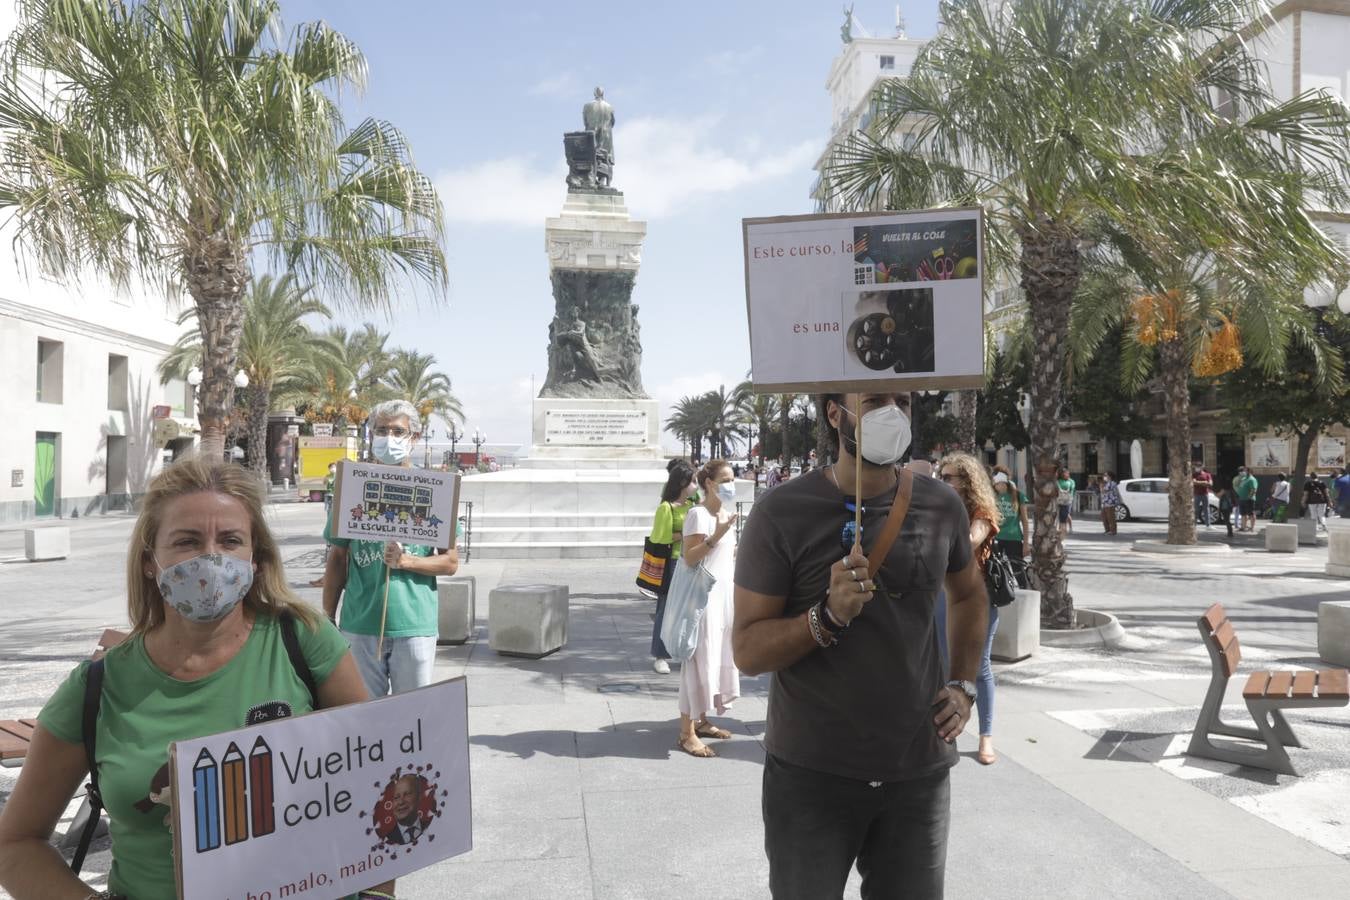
[676,459,742,757]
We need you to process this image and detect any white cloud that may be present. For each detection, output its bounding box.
[435,114,817,226]
[436,157,567,226]
[527,72,581,98]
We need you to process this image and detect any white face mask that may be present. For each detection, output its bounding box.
[372,434,412,465]
[716,482,737,505]
[156,552,254,623]
[840,404,912,466]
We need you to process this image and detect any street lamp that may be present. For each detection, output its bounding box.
[234,370,249,389]
[472,427,486,468]
[423,427,435,468]
[447,422,463,470]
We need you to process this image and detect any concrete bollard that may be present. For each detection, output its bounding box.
[1327,520,1350,576]
[437,576,476,645]
[991,589,1039,663]
[24,527,70,561]
[1264,523,1298,553]
[1318,600,1350,667]
[488,584,569,658]
[1295,517,1318,546]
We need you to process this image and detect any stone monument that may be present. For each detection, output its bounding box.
[457,88,669,558]
[532,87,663,466]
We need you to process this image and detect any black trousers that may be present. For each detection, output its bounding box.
[763,754,951,900]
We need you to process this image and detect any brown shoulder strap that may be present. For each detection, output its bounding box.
[867,468,914,579]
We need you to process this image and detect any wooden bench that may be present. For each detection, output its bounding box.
[0,628,129,850]
[1188,603,1349,776]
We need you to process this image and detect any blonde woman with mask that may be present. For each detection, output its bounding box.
[938,453,1003,765]
[0,459,383,900]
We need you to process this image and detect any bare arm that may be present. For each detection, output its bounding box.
[317,652,371,709]
[969,518,993,549]
[389,544,459,577]
[733,547,872,676]
[681,516,734,568]
[0,726,104,898]
[322,544,349,622]
[930,555,988,742]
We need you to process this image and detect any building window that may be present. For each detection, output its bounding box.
[36,339,63,403]
[879,55,895,70]
[108,354,129,411]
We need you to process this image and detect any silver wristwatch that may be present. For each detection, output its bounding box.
[945,679,976,705]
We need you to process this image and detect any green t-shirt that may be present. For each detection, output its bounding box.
[1235,474,1258,500]
[649,499,695,560]
[38,614,348,900]
[1056,478,1076,506]
[324,516,438,637]
[995,491,1024,541]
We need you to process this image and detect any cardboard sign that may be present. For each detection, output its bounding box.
[332,460,460,549]
[743,208,985,393]
[171,678,471,899]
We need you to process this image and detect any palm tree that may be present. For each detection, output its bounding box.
[385,349,464,437]
[0,0,446,460]
[827,0,1350,626]
[159,274,335,479]
[702,385,747,459]
[666,395,712,462]
[734,378,777,465]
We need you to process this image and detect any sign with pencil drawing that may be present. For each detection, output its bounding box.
[1317,436,1345,469]
[332,460,460,549]
[1249,436,1291,471]
[742,208,985,394]
[170,678,471,899]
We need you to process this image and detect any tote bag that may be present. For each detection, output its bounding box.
[636,537,672,599]
[659,559,717,661]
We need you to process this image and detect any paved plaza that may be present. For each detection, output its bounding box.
[2,500,1349,899]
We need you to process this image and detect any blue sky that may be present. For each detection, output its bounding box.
[284,0,943,453]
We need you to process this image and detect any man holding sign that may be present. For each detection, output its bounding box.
[732,393,988,899]
[323,400,460,699]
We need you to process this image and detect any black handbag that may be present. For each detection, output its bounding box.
[984,544,1018,608]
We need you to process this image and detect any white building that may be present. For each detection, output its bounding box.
[811,13,927,213]
[0,266,191,523]
[1249,0,1350,312]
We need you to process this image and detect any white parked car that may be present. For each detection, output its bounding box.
[1117,478,1220,523]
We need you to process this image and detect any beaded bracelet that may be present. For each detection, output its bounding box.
[807,603,837,647]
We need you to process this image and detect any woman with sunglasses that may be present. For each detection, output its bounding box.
[937,453,1003,765]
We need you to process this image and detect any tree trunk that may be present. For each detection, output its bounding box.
[247,385,270,482]
[779,394,792,464]
[955,390,978,454]
[1159,338,1196,545]
[910,391,926,459]
[185,232,250,462]
[1290,427,1318,520]
[1020,219,1080,629]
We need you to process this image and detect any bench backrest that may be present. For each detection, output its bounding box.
[1197,603,1241,679]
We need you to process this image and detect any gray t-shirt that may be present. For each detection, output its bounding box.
[735,468,972,782]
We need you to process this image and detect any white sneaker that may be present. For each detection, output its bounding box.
[653,659,670,674]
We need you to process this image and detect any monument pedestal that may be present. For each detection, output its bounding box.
[528,397,666,469]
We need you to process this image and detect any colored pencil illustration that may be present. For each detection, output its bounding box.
[221,742,248,845]
[249,736,275,837]
[193,748,221,853]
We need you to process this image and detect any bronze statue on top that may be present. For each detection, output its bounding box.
[565,86,616,191]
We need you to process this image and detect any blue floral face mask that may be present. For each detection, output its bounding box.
[156,553,254,623]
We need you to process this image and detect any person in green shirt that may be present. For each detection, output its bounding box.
[1233,466,1259,532]
[322,400,459,700]
[991,466,1030,561]
[1055,466,1076,535]
[0,458,370,900]
[649,459,698,674]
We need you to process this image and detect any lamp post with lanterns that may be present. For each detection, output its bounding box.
[472,427,486,469]
[186,366,249,460]
[447,422,463,470]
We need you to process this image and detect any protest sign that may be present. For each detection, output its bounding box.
[171,678,471,899]
[743,208,985,394]
[332,460,460,550]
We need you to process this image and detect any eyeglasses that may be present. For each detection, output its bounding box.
[374,426,411,438]
[940,472,960,483]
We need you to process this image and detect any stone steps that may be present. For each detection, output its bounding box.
[468,540,644,560]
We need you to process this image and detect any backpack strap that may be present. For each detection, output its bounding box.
[866,468,915,580]
[279,612,320,708]
[70,658,105,874]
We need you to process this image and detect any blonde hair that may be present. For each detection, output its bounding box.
[938,452,1002,531]
[128,457,320,635]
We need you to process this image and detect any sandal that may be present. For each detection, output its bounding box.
[695,722,732,740]
[677,735,716,758]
